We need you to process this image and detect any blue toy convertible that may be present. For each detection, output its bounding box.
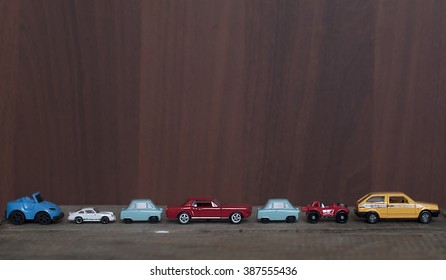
[6,192,64,225]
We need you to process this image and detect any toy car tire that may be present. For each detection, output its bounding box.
[307,212,320,223]
[101,216,110,224]
[75,217,83,224]
[260,218,270,223]
[335,212,348,223]
[418,211,432,224]
[230,212,243,224]
[148,216,159,223]
[286,216,296,223]
[9,210,25,225]
[123,218,133,224]
[178,212,191,224]
[366,212,379,224]
[35,212,52,225]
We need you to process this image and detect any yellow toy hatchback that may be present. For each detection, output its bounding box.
[355,192,440,224]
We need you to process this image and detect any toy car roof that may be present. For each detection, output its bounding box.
[364,192,408,196]
[129,199,155,203]
[266,198,291,202]
[188,197,215,201]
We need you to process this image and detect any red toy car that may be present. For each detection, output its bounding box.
[301,201,349,223]
[166,197,252,224]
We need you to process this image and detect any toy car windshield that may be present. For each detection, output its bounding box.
[35,193,44,203]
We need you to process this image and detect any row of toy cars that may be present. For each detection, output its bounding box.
[3,192,441,225]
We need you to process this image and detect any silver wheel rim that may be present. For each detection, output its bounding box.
[421,213,430,223]
[75,217,82,224]
[369,214,376,223]
[231,213,242,223]
[179,213,189,224]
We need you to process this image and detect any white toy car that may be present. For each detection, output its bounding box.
[68,208,116,224]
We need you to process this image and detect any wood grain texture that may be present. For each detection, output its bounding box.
[1,0,446,210]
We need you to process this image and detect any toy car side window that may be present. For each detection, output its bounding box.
[135,202,147,209]
[146,203,154,209]
[85,210,94,214]
[211,201,218,207]
[366,196,384,203]
[273,202,285,209]
[389,196,407,203]
[79,211,85,214]
[197,201,212,207]
[284,202,291,209]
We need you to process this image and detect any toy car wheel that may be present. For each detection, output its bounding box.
[101,216,110,224]
[286,216,296,223]
[10,211,25,225]
[260,218,270,223]
[418,211,432,224]
[36,212,51,225]
[335,212,348,223]
[366,212,379,224]
[75,216,83,224]
[123,218,133,224]
[148,216,159,223]
[178,212,191,224]
[307,212,319,223]
[230,212,243,224]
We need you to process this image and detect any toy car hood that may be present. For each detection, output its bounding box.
[39,201,61,210]
[415,201,439,210]
[98,211,114,215]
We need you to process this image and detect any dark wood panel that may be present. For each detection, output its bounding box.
[2,0,141,207]
[1,0,446,209]
[0,0,19,213]
[139,0,377,205]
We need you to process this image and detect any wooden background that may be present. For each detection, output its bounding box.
[1,0,446,210]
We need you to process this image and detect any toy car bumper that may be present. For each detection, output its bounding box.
[52,212,65,222]
[354,211,367,218]
[431,210,440,217]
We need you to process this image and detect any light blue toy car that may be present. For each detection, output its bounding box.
[6,192,64,225]
[120,199,163,223]
[257,199,300,223]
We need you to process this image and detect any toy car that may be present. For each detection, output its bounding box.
[355,192,440,224]
[68,208,116,224]
[5,192,64,225]
[166,197,252,224]
[120,199,162,223]
[257,198,300,223]
[301,201,349,223]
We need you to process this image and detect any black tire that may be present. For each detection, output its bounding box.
[286,216,296,223]
[260,218,270,223]
[307,212,320,223]
[35,212,52,225]
[335,212,348,223]
[75,216,83,224]
[101,216,110,224]
[230,212,243,224]
[148,216,159,223]
[9,211,25,225]
[123,218,133,224]
[366,212,379,224]
[418,211,432,224]
[178,212,191,224]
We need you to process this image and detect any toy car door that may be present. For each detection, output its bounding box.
[195,200,221,218]
[84,209,98,221]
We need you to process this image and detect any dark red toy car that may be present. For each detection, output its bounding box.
[165,197,252,224]
[301,201,349,223]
